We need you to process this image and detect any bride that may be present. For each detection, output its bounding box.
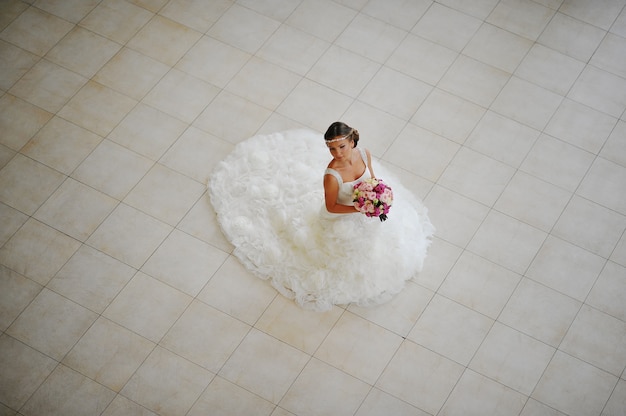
[208,121,434,311]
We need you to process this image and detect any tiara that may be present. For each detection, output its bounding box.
[325,129,355,143]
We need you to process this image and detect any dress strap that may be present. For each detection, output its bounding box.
[357,147,367,164]
[324,168,343,185]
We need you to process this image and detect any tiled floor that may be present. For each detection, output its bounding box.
[1,0,625,415]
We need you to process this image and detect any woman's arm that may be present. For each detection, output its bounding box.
[365,148,376,179]
[323,174,359,214]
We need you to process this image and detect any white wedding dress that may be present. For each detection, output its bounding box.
[209,129,434,311]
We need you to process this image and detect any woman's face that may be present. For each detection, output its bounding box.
[326,137,352,161]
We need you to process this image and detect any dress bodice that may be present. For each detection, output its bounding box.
[324,147,370,205]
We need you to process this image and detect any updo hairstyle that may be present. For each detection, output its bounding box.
[324,121,359,147]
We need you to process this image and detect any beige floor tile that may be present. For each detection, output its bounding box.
[499,278,581,347]
[141,229,228,295]
[602,379,626,416]
[226,57,301,111]
[33,0,100,23]
[439,250,521,318]
[411,88,486,145]
[187,376,275,416]
[384,124,459,182]
[87,204,171,269]
[559,0,625,30]
[315,311,403,384]
[578,157,626,215]
[160,0,230,32]
[439,55,510,107]
[127,15,202,66]
[408,294,493,365]
[0,94,52,151]
[611,7,626,36]
[0,40,39,91]
[355,388,429,416]
[280,358,371,416]
[464,23,533,73]
[515,44,585,96]
[600,119,626,167]
[424,185,489,247]
[527,236,605,301]
[160,300,250,372]
[109,103,187,161]
[495,171,571,232]
[0,265,41,331]
[610,233,626,267]
[256,25,329,76]
[58,81,137,137]
[208,3,280,53]
[0,7,73,56]
[142,69,219,123]
[0,144,15,170]
[177,192,234,254]
[439,370,526,416]
[48,245,136,313]
[387,34,457,86]
[342,101,405,157]
[376,341,464,414]
[520,399,568,416]
[176,36,251,88]
[127,0,168,13]
[198,256,277,325]
[94,48,170,101]
[286,0,356,43]
[546,99,617,154]
[560,305,626,376]
[587,261,626,322]
[9,59,87,113]
[34,178,118,241]
[160,126,233,183]
[103,272,191,342]
[72,139,153,200]
[101,395,158,416]
[359,67,431,120]
[237,0,301,21]
[256,295,342,354]
[308,45,380,98]
[0,334,57,410]
[0,0,28,32]
[466,110,540,168]
[7,288,97,360]
[486,0,554,40]
[0,218,80,285]
[80,0,153,44]
[553,195,626,258]
[362,0,430,30]
[412,3,482,51]
[123,163,205,226]
[569,66,626,119]
[348,281,434,337]
[468,210,547,274]
[532,351,617,416]
[220,328,309,403]
[21,117,102,175]
[46,26,121,78]
[336,13,406,63]
[439,146,515,206]
[470,322,555,395]
[437,0,499,19]
[538,12,606,62]
[193,91,272,144]
[63,317,155,391]
[276,78,353,132]
[121,346,213,416]
[520,133,595,192]
[491,76,563,131]
[409,237,462,292]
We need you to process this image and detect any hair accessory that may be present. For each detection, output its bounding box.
[325,128,354,143]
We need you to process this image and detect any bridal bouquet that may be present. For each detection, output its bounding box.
[353,178,393,222]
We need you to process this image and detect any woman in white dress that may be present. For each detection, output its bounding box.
[209,121,434,311]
